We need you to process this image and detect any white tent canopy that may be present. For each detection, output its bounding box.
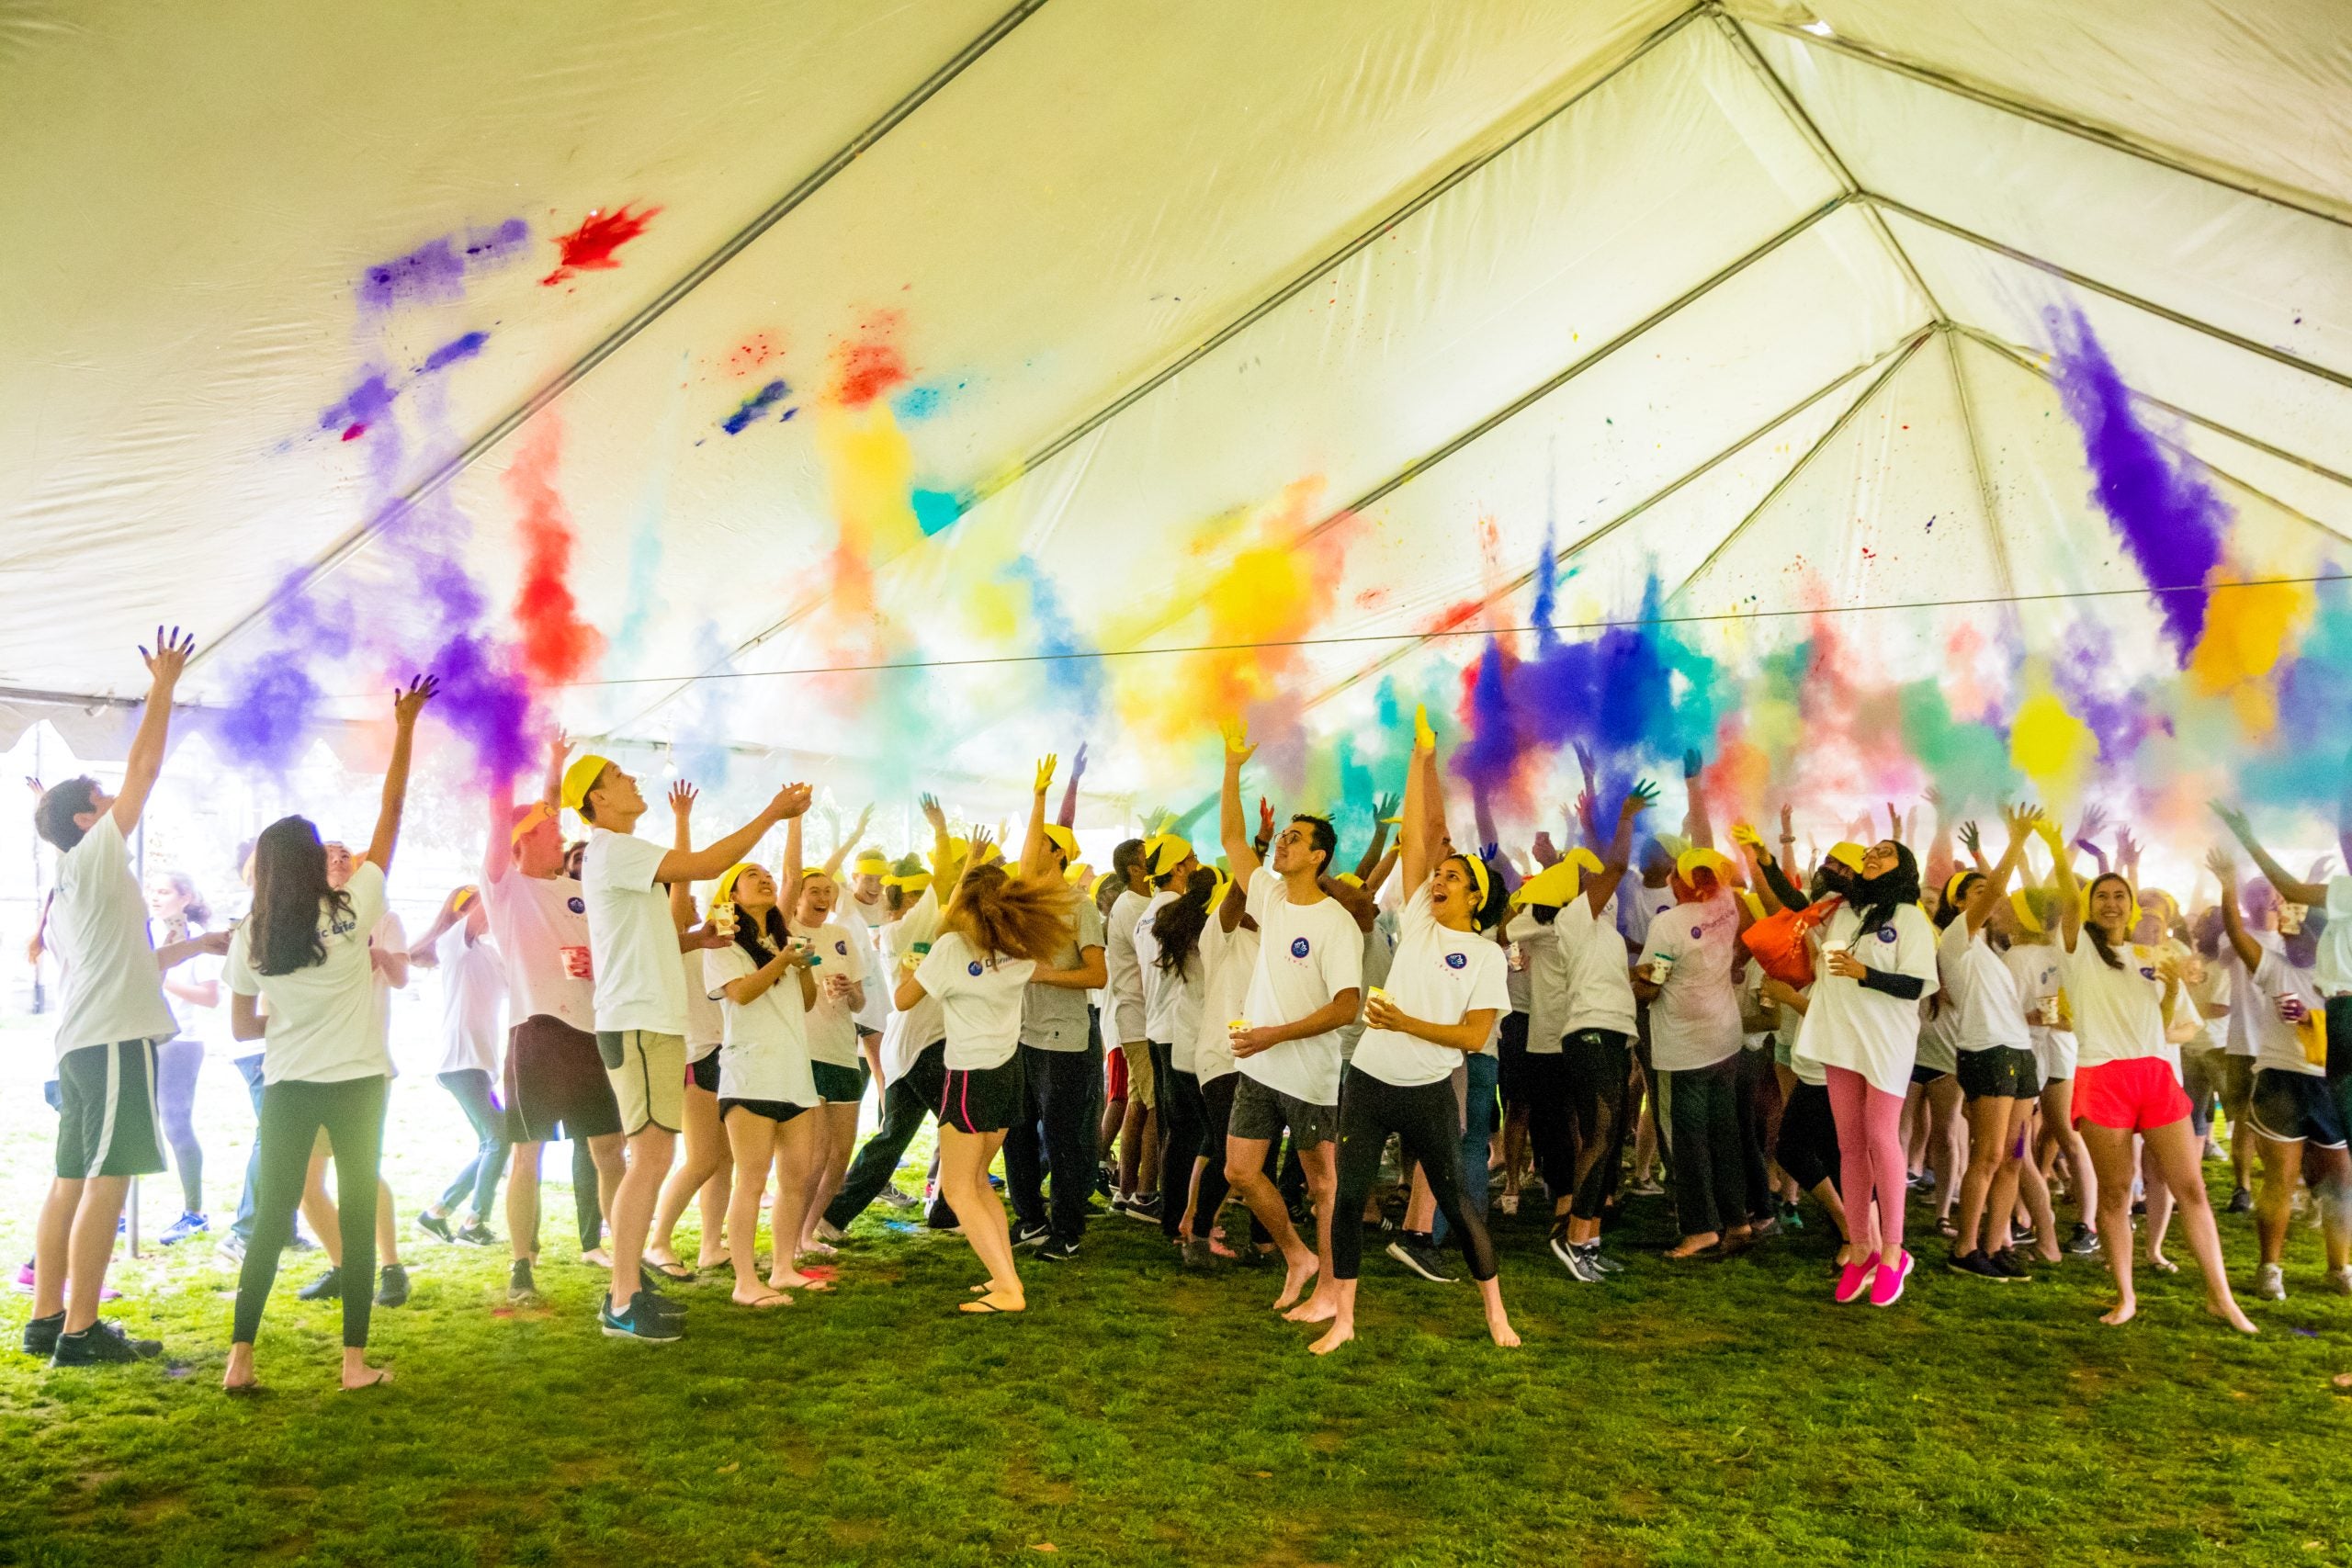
[6,0,2350,807]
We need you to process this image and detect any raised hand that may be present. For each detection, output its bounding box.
[771,782,812,820]
[919,793,947,833]
[2075,802,2109,845]
[2002,801,2042,840]
[1221,717,1256,766]
[1033,754,1057,795]
[1885,801,1903,839]
[669,781,699,820]
[1532,830,1560,868]
[391,673,438,726]
[1779,803,1793,841]
[1730,822,1763,850]
[1068,743,1089,784]
[139,626,197,687]
[2114,826,2143,870]
[1373,791,1400,825]
[1684,749,1703,782]
[1957,820,1982,857]
[1623,779,1660,818]
[1413,704,1437,752]
[967,826,997,865]
[849,802,873,842]
[2204,846,2236,884]
[1923,784,1945,817]
[1258,796,1275,841]
[1575,742,1599,792]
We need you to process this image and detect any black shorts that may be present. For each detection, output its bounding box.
[687,1051,721,1094]
[1227,1074,1339,1148]
[1910,1061,1951,1086]
[1957,1046,2040,1101]
[939,1055,1025,1134]
[54,1040,166,1180]
[719,1097,807,1125]
[2249,1067,2349,1149]
[811,1059,867,1104]
[1496,1011,1532,1104]
[503,1015,624,1143]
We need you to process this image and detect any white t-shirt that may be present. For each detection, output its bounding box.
[224,862,395,1085]
[481,869,594,1032]
[1504,913,1566,1053]
[2249,947,2327,1077]
[49,814,175,1060]
[1135,890,1205,1051]
[1105,888,1149,1045]
[2184,960,2233,1053]
[2319,874,2352,995]
[368,909,408,1064]
[435,925,506,1076]
[2223,929,2284,1058]
[878,888,944,1084]
[796,919,865,1068]
[159,926,235,1059]
[916,930,1035,1072]
[1351,885,1510,1088]
[1340,921,1396,1060]
[1617,880,1679,957]
[684,945,723,1061]
[1191,917,1254,1086]
[1560,896,1636,1040]
[2055,934,2173,1069]
[1955,929,2030,1053]
[703,941,819,1106]
[1238,869,1365,1105]
[1792,903,1938,1097]
[1638,892,1744,1073]
[838,894,890,1034]
[582,828,685,1035]
[2002,941,2065,1065]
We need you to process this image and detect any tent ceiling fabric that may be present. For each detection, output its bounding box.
[5,1,2350,790]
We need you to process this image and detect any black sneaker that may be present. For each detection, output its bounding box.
[51,1320,162,1366]
[2065,1224,2101,1257]
[1037,1237,1080,1263]
[455,1220,497,1247]
[2226,1187,2254,1215]
[415,1212,456,1244]
[508,1258,539,1304]
[1013,1221,1051,1248]
[22,1311,62,1359]
[1124,1194,1164,1225]
[374,1265,410,1308]
[296,1267,343,1302]
[1386,1237,1457,1283]
[1947,1250,2009,1281]
[1989,1248,2033,1281]
[599,1292,683,1342]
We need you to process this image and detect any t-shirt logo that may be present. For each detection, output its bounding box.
[1690,925,1703,939]
[567,896,585,914]
[1878,926,1897,943]
[1445,951,1468,970]
[2140,965,2157,981]
[1290,937,1311,959]
[835,941,849,955]
[967,960,984,977]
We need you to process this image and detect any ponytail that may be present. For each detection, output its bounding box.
[1151,869,1219,976]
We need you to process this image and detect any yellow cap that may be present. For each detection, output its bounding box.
[1568,847,1604,876]
[1826,841,1868,874]
[1510,860,1580,909]
[509,800,557,846]
[853,850,890,875]
[713,863,754,908]
[1089,871,1117,903]
[1676,847,1733,886]
[1144,832,1194,878]
[560,754,611,812]
[1042,825,1080,862]
[1065,860,1092,886]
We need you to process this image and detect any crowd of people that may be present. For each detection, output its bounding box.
[21,631,2352,1389]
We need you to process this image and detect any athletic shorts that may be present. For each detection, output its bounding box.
[1227,1074,1339,1149]
[1496,1011,1532,1104]
[1958,1046,2040,1101]
[53,1040,166,1180]
[1122,1039,1157,1110]
[503,1015,623,1143]
[939,1055,1024,1134]
[811,1059,867,1104]
[687,1052,721,1094]
[2220,1053,2256,1111]
[2074,1055,2192,1134]
[597,1030,685,1135]
[719,1097,807,1125]
[1106,1042,1130,1100]
[1909,1061,1951,1086]
[2249,1067,2349,1149]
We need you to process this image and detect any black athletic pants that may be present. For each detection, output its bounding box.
[1563,1028,1633,1221]
[1734,1047,1776,1224]
[1331,1066,1497,1281]
[1003,1039,1104,1244]
[234,1074,388,1348]
[1152,1045,1212,1240]
[1197,1070,1273,1244]
[824,1040,947,1230]
[1659,1055,1748,1239]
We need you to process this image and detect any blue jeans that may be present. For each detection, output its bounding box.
[1433,1052,1500,1247]
[231,1054,267,1244]
[435,1068,511,1219]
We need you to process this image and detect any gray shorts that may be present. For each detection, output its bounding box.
[1228,1074,1338,1149]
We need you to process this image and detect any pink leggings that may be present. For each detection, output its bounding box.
[1826,1066,1907,1262]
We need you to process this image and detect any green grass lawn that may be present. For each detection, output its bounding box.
[4,1026,2351,1567]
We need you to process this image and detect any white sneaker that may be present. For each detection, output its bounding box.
[815,1219,844,1244]
[2256,1262,2287,1301]
[2329,1265,2352,1297]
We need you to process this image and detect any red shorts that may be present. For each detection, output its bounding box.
[2074,1055,2191,1133]
[1106,1043,1129,1100]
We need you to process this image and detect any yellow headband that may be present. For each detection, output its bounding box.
[712,863,755,908]
[452,886,478,912]
[2009,889,2044,934]
[1827,841,1868,874]
[853,851,890,875]
[1945,869,1978,907]
[1144,832,1193,878]
[1335,872,1363,888]
[509,800,556,846]
[560,754,611,812]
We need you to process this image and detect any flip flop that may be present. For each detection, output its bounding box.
[732,1290,792,1310]
[648,1260,695,1282]
[958,1293,1024,1315]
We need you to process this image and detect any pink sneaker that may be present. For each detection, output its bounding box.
[13,1261,33,1293]
[1835,1254,1879,1303]
[1869,1248,1915,1307]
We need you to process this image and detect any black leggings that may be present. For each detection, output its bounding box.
[1332,1066,1497,1282]
[1777,1080,1841,1194]
[1156,1050,1208,1240]
[1564,1029,1632,1221]
[1660,1056,1749,1238]
[156,1038,205,1213]
[234,1074,388,1348]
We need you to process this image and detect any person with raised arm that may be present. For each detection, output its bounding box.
[2208,850,2352,1301]
[1217,719,1363,1324]
[1103,833,1160,1224]
[562,750,811,1341]
[27,629,219,1366]
[221,675,436,1393]
[1313,707,1516,1355]
[2043,818,2253,1332]
[774,806,871,1268]
[406,884,509,1250]
[646,784,734,1282]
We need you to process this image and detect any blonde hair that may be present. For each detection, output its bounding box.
[944,863,1075,964]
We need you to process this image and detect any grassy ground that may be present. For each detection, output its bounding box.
[3,1023,2351,1567]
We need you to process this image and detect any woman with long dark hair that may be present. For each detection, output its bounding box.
[1141,863,1219,1262]
[220,675,435,1393]
[1792,838,1939,1307]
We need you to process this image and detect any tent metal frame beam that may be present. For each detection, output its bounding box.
[1666,329,1936,603]
[645,4,1717,730]
[189,0,1053,676]
[1301,326,1928,711]
[1942,326,2022,602]
[1868,194,2352,396]
[1734,8,2352,231]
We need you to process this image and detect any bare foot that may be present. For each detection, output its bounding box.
[1271,1257,1318,1312]
[582,1247,612,1268]
[800,1238,838,1258]
[340,1364,393,1391]
[2146,1250,2178,1275]
[1284,1287,1340,1325]
[1666,1234,1721,1259]
[222,1346,257,1394]
[2209,1300,2260,1336]
[1487,1313,1521,1349]
[768,1269,832,1292]
[2099,1296,2137,1326]
[731,1285,792,1308]
[1207,1235,1240,1259]
[695,1254,729,1271]
[959,1289,1024,1314]
[1308,1321,1354,1356]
